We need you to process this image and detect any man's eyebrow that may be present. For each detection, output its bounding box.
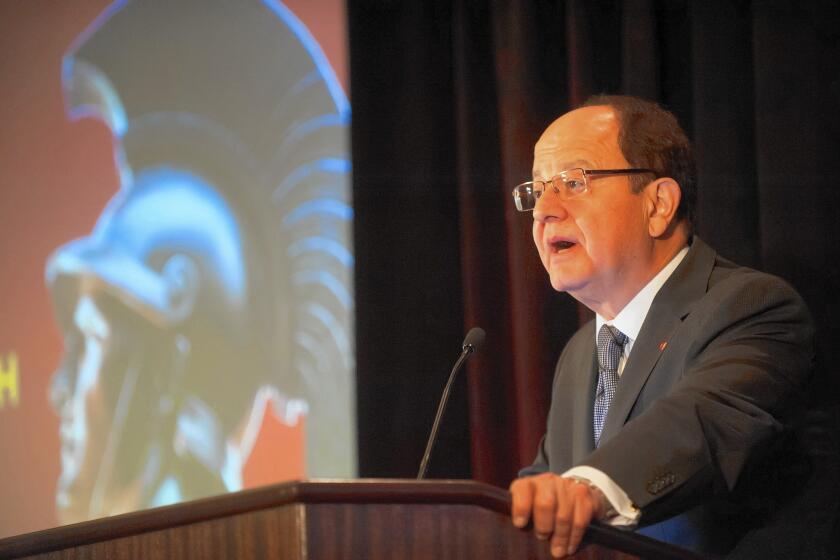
[533,160,594,178]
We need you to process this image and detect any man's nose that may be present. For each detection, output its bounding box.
[532,186,569,223]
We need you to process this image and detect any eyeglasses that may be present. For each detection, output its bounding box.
[511,168,656,212]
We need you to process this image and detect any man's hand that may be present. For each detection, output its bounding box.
[509,473,606,558]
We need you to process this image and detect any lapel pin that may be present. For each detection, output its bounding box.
[658,341,668,352]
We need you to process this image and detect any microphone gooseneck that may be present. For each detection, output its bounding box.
[417,327,486,479]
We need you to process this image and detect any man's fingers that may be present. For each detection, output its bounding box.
[511,474,599,558]
[550,477,573,553]
[549,480,595,558]
[567,484,595,555]
[531,476,558,537]
[509,477,534,528]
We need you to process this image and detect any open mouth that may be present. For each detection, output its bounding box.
[550,239,576,252]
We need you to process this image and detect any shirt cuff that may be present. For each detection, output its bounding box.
[562,465,640,527]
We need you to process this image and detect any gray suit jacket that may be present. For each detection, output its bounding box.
[522,237,820,556]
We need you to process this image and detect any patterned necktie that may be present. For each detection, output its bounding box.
[594,324,629,446]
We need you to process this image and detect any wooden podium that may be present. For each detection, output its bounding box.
[0,480,703,559]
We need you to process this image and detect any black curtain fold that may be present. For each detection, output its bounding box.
[350,0,840,487]
[690,2,761,268]
[350,1,470,479]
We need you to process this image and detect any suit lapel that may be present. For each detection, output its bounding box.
[569,323,598,463]
[599,238,717,443]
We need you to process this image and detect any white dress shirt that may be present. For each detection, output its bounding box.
[563,245,689,527]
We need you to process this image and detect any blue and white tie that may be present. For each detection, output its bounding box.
[594,324,628,446]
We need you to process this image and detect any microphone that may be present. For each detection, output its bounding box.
[417,327,486,479]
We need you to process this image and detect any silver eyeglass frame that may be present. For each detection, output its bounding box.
[512,168,656,212]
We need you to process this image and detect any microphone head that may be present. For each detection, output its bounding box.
[462,327,486,353]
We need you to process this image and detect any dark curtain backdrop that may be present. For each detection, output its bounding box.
[349,0,840,487]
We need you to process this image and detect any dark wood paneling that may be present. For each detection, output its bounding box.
[0,480,703,560]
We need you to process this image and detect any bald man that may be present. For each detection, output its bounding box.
[509,96,816,558]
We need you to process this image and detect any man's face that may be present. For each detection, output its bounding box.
[531,105,655,315]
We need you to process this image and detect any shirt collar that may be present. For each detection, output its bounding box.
[596,245,689,342]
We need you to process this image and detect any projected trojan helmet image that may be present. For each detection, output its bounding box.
[45,0,354,524]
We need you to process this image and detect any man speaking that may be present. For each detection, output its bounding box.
[509,95,817,557]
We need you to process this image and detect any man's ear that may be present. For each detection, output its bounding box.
[646,178,682,238]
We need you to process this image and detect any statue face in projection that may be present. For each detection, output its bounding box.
[49,289,169,523]
[46,0,356,524]
[45,171,257,522]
